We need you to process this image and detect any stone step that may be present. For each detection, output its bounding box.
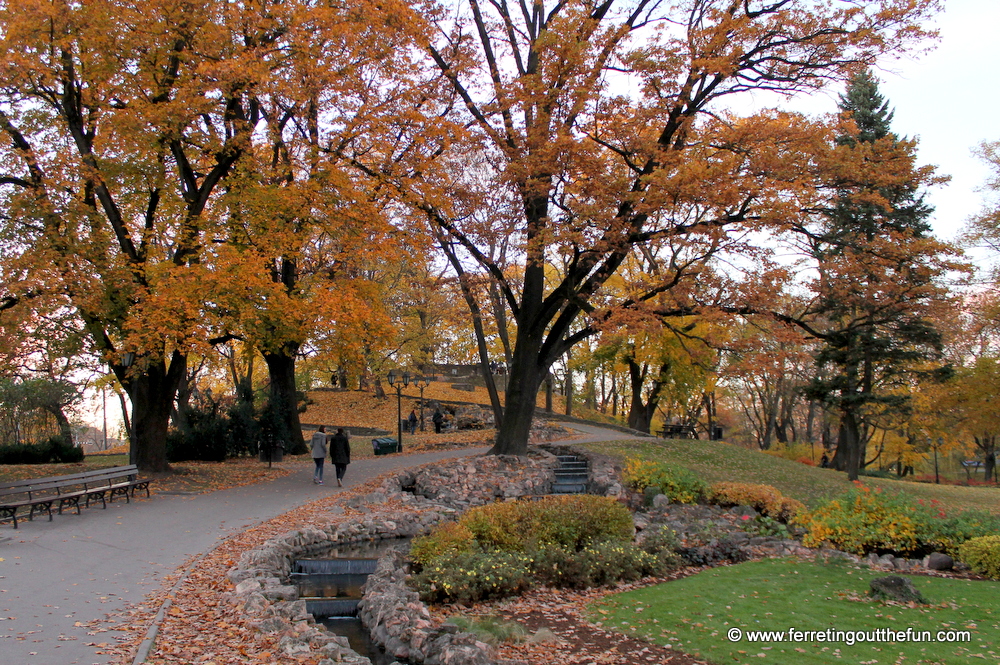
[554,471,588,482]
[558,461,588,470]
[291,572,368,599]
[305,598,361,618]
[556,455,583,463]
[551,483,587,494]
[294,558,378,575]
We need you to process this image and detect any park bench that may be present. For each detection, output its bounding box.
[0,465,152,529]
[658,424,698,439]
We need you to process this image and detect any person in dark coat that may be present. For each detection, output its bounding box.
[329,428,351,487]
[432,408,444,434]
[408,410,418,434]
[820,452,830,469]
[310,426,328,484]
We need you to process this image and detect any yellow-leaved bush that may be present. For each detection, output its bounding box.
[409,522,475,567]
[410,494,634,567]
[957,535,1000,580]
[795,484,919,555]
[707,482,805,522]
[622,458,707,504]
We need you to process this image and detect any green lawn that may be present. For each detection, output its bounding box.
[583,439,1000,514]
[588,558,1000,665]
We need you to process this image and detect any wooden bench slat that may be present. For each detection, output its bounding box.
[0,465,151,528]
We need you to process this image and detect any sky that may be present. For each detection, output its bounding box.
[848,0,999,258]
[77,0,999,431]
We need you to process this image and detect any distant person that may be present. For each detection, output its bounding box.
[432,408,444,434]
[310,426,328,484]
[329,428,351,487]
[820,452,830,469]
[408,410,418,434]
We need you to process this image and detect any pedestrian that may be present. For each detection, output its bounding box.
[432,408,444,434]
[310,425,328,484]
[408,409,418,434]
[820,452,829,469]
[329,427,351,487]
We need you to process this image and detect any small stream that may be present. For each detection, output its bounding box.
[291,538,410,665]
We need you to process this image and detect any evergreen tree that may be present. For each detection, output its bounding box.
[806,70,950,481]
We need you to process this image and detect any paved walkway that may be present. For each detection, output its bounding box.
[0,446,492,665]
[0,423,638,665]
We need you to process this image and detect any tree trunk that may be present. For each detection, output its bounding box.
[262,345,306,455]
[121,352,186,472]
[835,407,863,481]
[490,355,544,455]
[42,404,74,445]
[564,366,573,417]
[625,358,666,434]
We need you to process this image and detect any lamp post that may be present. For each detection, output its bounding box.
[934,437,943,485]
[387,370,410,452]
[414,375,431,431]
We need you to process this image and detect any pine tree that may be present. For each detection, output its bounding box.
[806,70,949,481]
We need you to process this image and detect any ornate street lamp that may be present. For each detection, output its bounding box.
[387,369,410,452]
[413,375,431,431]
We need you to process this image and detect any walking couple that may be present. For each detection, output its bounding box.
[311,426,351,486]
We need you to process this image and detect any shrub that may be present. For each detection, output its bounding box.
[410,550,532,604]
[911,501,1000,555]
[957,535,1000,580]
[410,522,475,567]
[708,482,805,522]
[0,436,84,464]
[798,483,1000,557]
[411,540,680,603]
[623,458,707,504]
[166,406,228,462]
[47,436,84,463]
[796,484,919,555]
[457,495,634,553]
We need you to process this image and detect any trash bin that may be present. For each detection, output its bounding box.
[372,437,401,455]
[259,443,284,462]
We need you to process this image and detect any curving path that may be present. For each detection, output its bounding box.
[0,422,637,665]
[0,446,500,665]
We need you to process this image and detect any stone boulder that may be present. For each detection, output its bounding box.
[869,576,927,604]
[926,552,954,571]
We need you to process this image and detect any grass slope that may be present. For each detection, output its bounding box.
[588,557,999,665]
[582,439,1000,515]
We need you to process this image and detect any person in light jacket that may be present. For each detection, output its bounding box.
[329,428,351,487]
[311,426,328,484]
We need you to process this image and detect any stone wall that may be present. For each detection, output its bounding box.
[226,449,571,665]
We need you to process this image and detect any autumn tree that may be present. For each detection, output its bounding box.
[365,0,942,456]
[0,0,420,469]
[802,70,956,480]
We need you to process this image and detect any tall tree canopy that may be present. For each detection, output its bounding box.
[364,0,943,455]
[0,0,416,470]
[803,70,956,480]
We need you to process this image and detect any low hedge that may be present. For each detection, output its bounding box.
[0,436,84,464]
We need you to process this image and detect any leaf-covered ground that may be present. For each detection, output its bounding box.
[90,455,701,665]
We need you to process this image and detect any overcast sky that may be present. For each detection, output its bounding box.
[861,0,997,258]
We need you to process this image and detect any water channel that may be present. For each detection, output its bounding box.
[291,538,411,665]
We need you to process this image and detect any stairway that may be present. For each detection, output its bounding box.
[551,454,589,494]
[292,557,379,618]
